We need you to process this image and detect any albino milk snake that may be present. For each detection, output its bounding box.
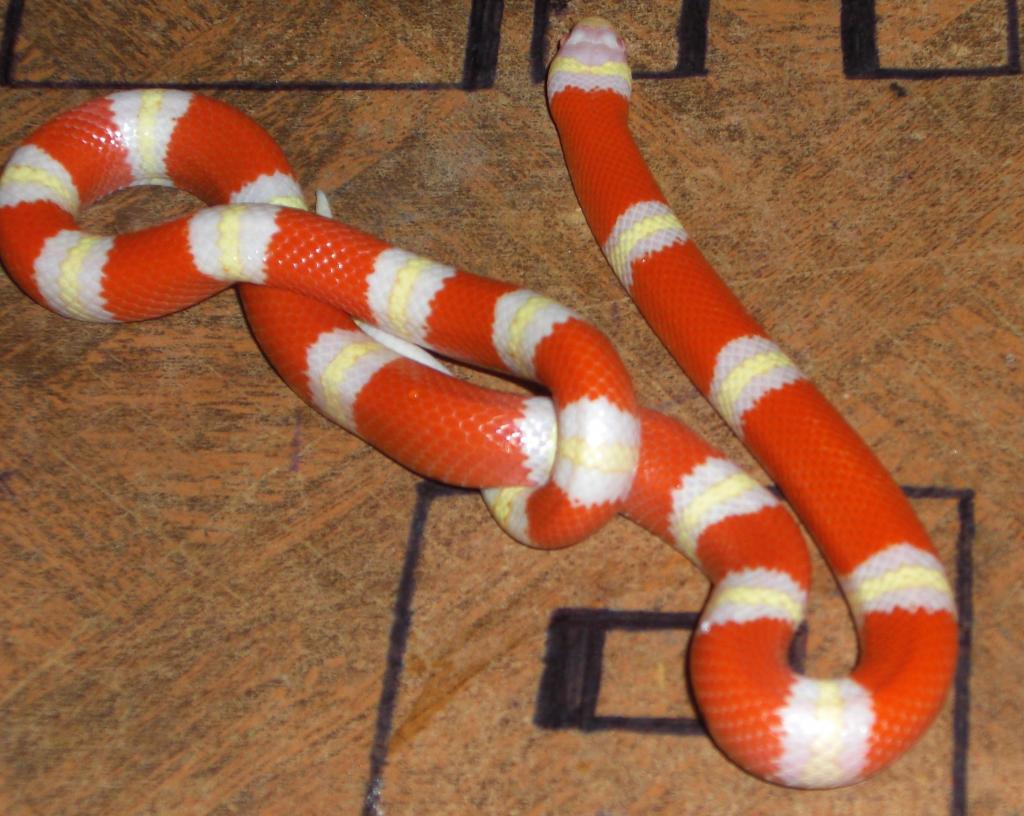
[0,18,958,788]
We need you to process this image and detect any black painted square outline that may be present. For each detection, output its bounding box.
[530,0,710,84]
[533,602,827,737]
[842,0,1022,78]
[0,0,504,91]
[534,608,703,735]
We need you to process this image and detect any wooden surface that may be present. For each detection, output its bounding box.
[0,1,1021,814]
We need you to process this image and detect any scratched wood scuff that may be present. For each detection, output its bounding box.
[11,0,474,87]
[0,1,1021,814]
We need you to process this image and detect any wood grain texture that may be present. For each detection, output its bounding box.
[0,1,1020,813]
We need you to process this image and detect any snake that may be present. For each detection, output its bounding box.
[0,17,957,788]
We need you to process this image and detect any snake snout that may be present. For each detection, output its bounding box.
[557,17,627,64]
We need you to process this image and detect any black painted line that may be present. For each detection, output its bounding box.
[534,606,577,728]
[557,608,700,630]
[587,715,706,735]
[852,65,1021,80]
[1008,0,1022,70]
[841,0,880,77]
[902,485,974,500]
[579,621,606,725]
[461,0,504,91]
[674,0,710,75]
[0,0,24,86]
[528,0,554,85]
[950,489,975,816]
[361,480,465,816]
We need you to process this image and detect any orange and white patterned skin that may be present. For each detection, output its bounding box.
[0,18,956,789]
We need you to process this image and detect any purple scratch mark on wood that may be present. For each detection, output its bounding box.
[0,470,18,501]
[290,411,303,472]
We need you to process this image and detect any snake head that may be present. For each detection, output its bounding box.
[548,18,632,102]
[557,17,627,60]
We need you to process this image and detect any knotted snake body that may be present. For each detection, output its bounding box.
[0,18,956,788]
